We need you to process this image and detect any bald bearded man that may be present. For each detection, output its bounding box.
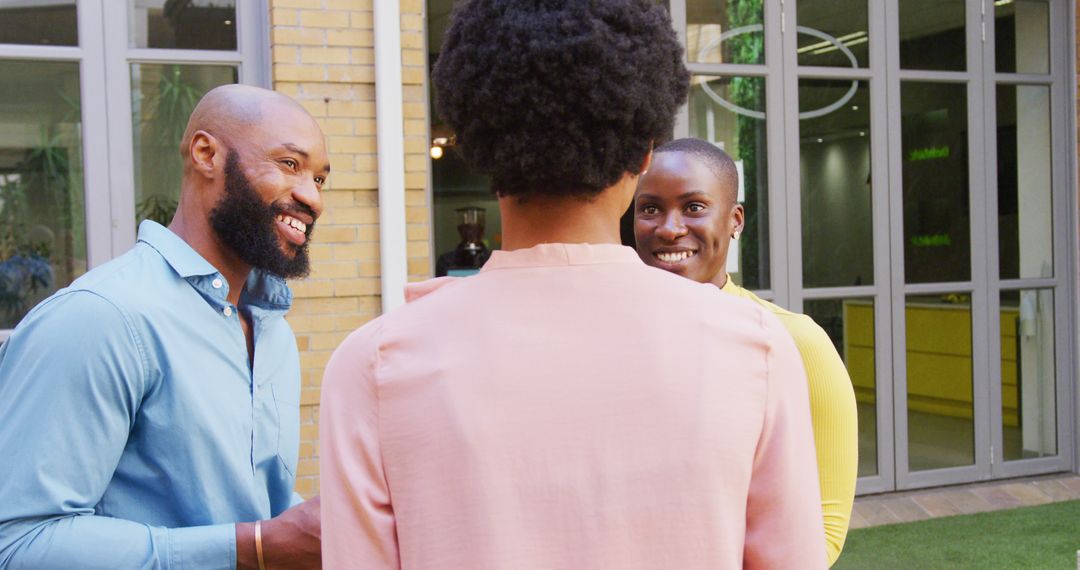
[0,85,329,569]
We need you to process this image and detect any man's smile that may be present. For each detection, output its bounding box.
[275,213,309,245]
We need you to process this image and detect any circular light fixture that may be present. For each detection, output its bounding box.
[430,146,444,160]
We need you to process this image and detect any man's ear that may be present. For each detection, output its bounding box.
[732,203,746,234]
[188,130,221,179]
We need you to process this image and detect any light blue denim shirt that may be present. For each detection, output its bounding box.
[0,221,303,569]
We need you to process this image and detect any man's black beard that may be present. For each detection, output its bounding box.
[209,151,315,279]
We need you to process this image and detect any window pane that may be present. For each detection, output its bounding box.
[129,0,237,50]
[0,1,77,46]
[132,64,237,229]
[800,79,872,288]
[796,0,868,68]
[688,75,769,290]
[906,293,975,471]
[899,0,966,71]
[1000,289,1057,461]
[997,84,1052,280]
[0,61,85,329]
[686,0,764,65]
[995,0,1049,74]
[901,82,970,284]
[805,298,877,477]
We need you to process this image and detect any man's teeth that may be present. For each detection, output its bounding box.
[656,251,696,263]
[276,214,307,234]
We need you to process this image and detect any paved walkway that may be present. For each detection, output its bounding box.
[851,472,1080,529]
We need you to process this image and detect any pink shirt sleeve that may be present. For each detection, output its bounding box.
[320,322,400,570]
[744,312,828,569]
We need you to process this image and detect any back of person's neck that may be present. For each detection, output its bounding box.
[497,184,632,251]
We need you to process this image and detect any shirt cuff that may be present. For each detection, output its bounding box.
[165,523,236,570]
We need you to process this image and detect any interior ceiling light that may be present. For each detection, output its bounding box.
[797,30,866,54]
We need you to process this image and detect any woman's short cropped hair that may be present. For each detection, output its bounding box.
[432,0,689,199]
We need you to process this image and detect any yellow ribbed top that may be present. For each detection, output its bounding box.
[721,279,858,566]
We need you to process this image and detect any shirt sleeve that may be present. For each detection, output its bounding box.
[786,315,859,566]
[743,312,828,570]
[0,291,235,569]
[320,320,399,569]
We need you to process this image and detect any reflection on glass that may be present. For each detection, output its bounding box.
[129,0,237,50]
[899,0,966,71]
[995,0,1049,74]
[805,298,877,477]
[1000,289,1056,461]
[906,293,974,471]
[796,0,868,68]
[997,85,1052,280]
[132,64,237,229]
[0,1,77,46]
[686,0,764,65]
[901,82,970,284]
[688,75,769,290]
[0,61,85,329]
[800,79,872,288]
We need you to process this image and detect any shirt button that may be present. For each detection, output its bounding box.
[223,306,233,317]
[212,278,223,289]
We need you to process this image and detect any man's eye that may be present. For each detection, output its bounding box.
[686,203,706,213]
[315,176,326,186]
[283,159,298,170]
[640,205,659,215]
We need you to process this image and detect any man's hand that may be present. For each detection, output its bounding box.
[237,496,321,569]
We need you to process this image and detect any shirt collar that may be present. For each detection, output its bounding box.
[480,242,643,271]
[137,220,292,311]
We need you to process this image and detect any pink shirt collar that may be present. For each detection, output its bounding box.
[480,242,642,271]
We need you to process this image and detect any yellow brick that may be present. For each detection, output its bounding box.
[273,64,326,82]
[319,119,354,138]
[350,48,375,65]
[404,118,426,136]
[402,67,425,85]
[311,260,359,279]
[270,8,298,26]
[404,137,427,154]
[326,29,373,47]
[294,335,310,352]
[299,99,327,117]
[300,387,321,406]
[359,260,380,277]
[314,225,357,243]
[301,82,356,101]
[400,13,423,31]
[294,296,359,314]
[272,27,326,46]
[355,154,377,172]
[333,242,380,261]
[405,154,427,173]
[328,100,376,117]
[355,226,379,242]
[299,10,350,28]
[327,65,375,84]
[300,422,320,442]
[335,278,381,296]
[287,314,337,333]
[321,189,355,207]
[333,172,379,189]
[270,0,312,8]
[309,243,333,262]
[407,239,431,258]
[404,171,426,189]
[403,101,427,119]
[355,190,379,206]
[354,119,377,136]
[297,458,318,478]
[310,331,350,351]
[406,205,430,223]
[408,257,431,276]
[405,189,427,206]
[300,351,332,372]
[402,84,425,102]
[326,0,368,8]
[327,206,379,225]
[407,224,430,241]
[273,83,300,97]
[327,135,371,154]
[272,45,298,63]
[289,279,335,298]
[400,0,423,12]
[350,11,374,29]
[400,31,424,50]
[298,442,316,459]
[294,477,316,498]
[301,46,351,65]
[335,313,375,331]
[326,155,355,174]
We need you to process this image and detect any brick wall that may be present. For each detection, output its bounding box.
[268,0,432,498]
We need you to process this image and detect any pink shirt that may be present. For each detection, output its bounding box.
[320,243,826,569]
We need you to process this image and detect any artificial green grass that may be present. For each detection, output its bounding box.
[833,500,1080,569]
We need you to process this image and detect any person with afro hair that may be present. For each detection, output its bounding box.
[319,2,827,569]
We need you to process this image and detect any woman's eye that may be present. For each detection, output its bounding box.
[640,205,659,215]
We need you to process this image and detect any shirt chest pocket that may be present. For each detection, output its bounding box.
[271,382,301,477]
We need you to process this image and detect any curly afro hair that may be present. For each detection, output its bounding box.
[432,0,689,199]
